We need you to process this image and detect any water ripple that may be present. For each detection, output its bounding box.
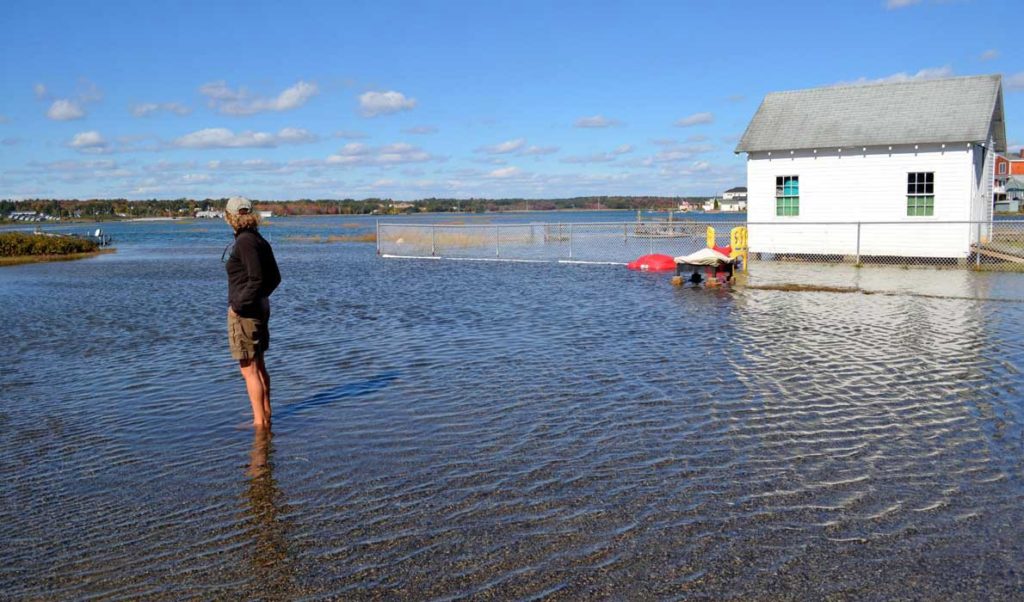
[2,219,1024,599]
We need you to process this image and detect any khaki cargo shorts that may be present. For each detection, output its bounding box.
[227,299,270,361]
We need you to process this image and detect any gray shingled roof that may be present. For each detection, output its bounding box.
[736,75,1006,153]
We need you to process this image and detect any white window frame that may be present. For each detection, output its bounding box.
[775,175,799,217]
[906,172,934,217]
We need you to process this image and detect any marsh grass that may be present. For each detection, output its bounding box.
[0,232,100,256]
[285,233,377,243]
[0,248,115,267]
[386,228,534,249]
[744,283,863,294]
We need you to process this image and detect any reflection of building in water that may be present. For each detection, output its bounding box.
[722,279,1012,551]
[245,430,295,595]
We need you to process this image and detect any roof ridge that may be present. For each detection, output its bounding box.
[767,74,1001,97]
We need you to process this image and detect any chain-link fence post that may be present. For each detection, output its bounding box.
[569,224,574,259]
[855,222,861,265]
[376,220,381,255]
[648,224,654,255]
[430,225,436,256]
[976,222,982,267]
[495,225,500,257]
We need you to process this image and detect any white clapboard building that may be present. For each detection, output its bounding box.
[735,75,1006,259]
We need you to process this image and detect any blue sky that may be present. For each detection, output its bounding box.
[1,0,1021,200]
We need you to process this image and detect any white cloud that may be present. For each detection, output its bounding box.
[42,80,102,120]
[334,130,369,139]
[132,102,191,117]
[173,127,318,149]
[1006,72,1024,91]
[326,142,436,166]
[629,143,716,167]
[198,81,243,101]
[47,99,85,121]
[359,91,417,117]
[521,145,559,156]
[980,49,1000,61]
[199,80,319,115]
[560,144,633,164]
[69,131,107,152]
[561,154,617,164]
[277,127,317,143]
[402,125,438,135]
[205,159,309,174]
[838,66,953,86]
[574,115,621,128]
[488,166,522,178]
[674,112,714,127]
[476,138,526,154]
[886,0,921,8]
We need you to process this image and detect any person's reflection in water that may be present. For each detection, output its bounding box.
[245,429,295,597]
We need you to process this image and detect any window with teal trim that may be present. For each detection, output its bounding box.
[907,172,934,217]
[775,175,799,216]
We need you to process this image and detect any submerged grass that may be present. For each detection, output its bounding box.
[285,233,377,243]
[386,229,534,249]
[0,248,115,267]
[744,283,863,294]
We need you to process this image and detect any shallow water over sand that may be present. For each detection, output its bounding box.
[2,215,1023,599]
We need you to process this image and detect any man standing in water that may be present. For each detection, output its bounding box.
[225,196,281,428]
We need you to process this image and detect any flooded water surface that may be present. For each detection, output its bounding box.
[2,215,1023,599]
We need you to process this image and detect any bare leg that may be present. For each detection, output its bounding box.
[257,355,271,424]
[239,358,269,428]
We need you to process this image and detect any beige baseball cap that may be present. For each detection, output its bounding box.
[225,196,253,215]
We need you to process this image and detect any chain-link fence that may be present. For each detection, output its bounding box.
[377,220,1024,271]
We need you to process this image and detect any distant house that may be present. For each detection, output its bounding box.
[735,75,1006,259]
[723,186,747,201]
[719,198,747,212]
[676,200,703,211]
[720,187,747,212]
[195,209,224,219]
[258,210,273,219]
[997,177,1024,212]
[995,151,1024,207]
[1010,150,1024,175]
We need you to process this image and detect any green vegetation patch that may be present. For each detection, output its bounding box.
[0,232,100,257]
[0,249,114,267]
[283,233,377,243]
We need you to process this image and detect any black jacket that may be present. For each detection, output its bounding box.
[226,229,280,317]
